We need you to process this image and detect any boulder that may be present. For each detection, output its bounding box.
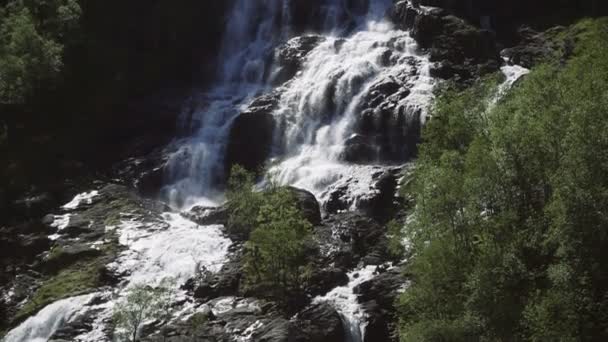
[390,2,500,83]
[288,187,322,226]
[307,267,349,297]
[187,253,242,302]
[224,93,278,177]
[182,205,229,226]
[316,212,387,269]
[356,268,408,342]
[502,26,569,68]
[273,35,326,85]
[342,134,378,163]
[289,303,345,342]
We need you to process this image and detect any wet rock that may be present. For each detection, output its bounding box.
[357,170,399,221]
[316,212,386,269]
[288,187,322,226]
[225,93,278,177]
[502,26,569,68]
[273,35,326,85]
[307,267,349,297]
[357,268,408,342]
[182,205,229,226]
[391,2,500,83]
[342,134,378,163]
[289,303,345,342]
[187,253,242,302]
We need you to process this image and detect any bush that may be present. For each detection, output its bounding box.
[0,0,80,104]
[399,18,608,341]
[225,164,264,239]
[242,185,313,310]
[112,279,175,342]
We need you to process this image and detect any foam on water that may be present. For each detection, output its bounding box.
[269,18,433,200]
[3,294,95,342]
[62,191,99,210]
[111,212,230,287]
[313,265,378,342]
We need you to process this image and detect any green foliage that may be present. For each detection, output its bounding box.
[242,183,313,309]
[399,18,608,341]
[15,260,102,322]
[112,279,175,342]
[387,220,407,260]
[0,0,80,104]
[226,164,265,239]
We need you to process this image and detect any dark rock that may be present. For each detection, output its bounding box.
[391,2,500,83]
[188,253,242,302]
[225,93,278,177]
[182,205,229,226]
[316,212,386,269]
[342,134,378,163]
[358,170,399,221]
[255,318,290,342]
[353,76,420,163]
[502,26,567,68]
[289,303,345,342]
[288,187,322,226]
[307,267,349,297]
[356,268,408,342]
[273,35,326,85]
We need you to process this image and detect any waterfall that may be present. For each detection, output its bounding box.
[161,2,434,339]
[3,294,94,342]
[161,0,358,209]
[161,0,433,209]
[313,266,378,342]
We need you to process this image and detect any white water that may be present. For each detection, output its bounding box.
[163,0,433,209]
[62,191,99,210]
[3,294,94,342]
[110,212,230,286]
[313,266,378,342]
[5,209,231,342]
[268,20,433,200]
[162,0,354,208]
[5,2,437,341]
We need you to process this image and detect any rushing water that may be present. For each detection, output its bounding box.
[5,2,437,341]
[162,0,433,210]
[3,294,95,342]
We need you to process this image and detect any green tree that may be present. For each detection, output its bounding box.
[112,280,175,342]
[398,18,608,341]
[0,0,80,104]
[225,164,264,239]
[243,186,313,309]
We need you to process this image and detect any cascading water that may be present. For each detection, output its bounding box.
[162,0,360,209]
[162,1,434,340]
[5,2,436,341]
[3,294,95,342]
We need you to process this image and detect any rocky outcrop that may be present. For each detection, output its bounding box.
[225,93,279,177]
[273,35,326,85]
[324,166,404,222]
[391,2,501,82]
[502,26,572,68]
[357,268,408,342]
[289,303,345,342]
[182,205,229,226]
[288,187,322,226]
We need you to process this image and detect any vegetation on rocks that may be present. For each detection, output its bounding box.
[226,165,314,310]
[398,17,608,341]
[112,280,175,342]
